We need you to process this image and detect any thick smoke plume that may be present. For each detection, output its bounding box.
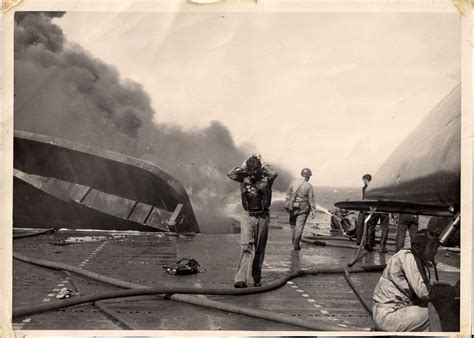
[14,12,292,233]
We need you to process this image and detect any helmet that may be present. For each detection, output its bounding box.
[362,174,372,182]
[301,168,312,178]
[411,229,440,282]
[411,229,440,260]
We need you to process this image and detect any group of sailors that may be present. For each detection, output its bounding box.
[330,173,420,254]
[227,154,459,332]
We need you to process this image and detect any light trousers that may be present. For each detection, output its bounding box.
[234,210,270,284]
[289,211,309,249]
[373,303,430,332]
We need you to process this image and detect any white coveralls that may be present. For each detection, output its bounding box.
[372,249,430,332]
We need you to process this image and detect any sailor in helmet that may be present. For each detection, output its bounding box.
[373,229,459,331]
[285,168,317,250]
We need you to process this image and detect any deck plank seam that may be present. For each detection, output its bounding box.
[19,241,109,329]
[286,280,349,328]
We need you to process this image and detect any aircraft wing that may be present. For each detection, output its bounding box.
[334,200,454,217]
[336,84,460,218]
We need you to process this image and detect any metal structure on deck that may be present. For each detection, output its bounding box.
[13,130,199,233]
[336,84,460,218]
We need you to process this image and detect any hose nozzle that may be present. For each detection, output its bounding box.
[439,213,460,246]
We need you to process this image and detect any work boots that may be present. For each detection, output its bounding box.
[234,281,247,288]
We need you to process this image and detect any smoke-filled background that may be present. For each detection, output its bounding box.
[14,11,293,233]
[13,11,460,233]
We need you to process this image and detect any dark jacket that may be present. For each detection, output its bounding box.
[227,164,278,212]
[398,213,419,225]
[362,184,368,200]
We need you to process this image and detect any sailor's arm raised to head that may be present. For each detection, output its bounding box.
[227,166,248,182]
[262,164,278,183]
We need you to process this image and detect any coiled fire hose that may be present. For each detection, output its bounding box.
[12,251,385,331]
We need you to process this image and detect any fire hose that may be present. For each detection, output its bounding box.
[343,267,373,316]
[303,210,378,317]
[12,251,385,331]
[59,270,136,330]
[345,210,377,317]
[348,211,373,267]
[307,234,396,244]
[316,205,351,237]
[94,300,135,329]
[301,238,362,250]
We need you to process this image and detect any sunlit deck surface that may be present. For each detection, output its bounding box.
[12,215,460,331]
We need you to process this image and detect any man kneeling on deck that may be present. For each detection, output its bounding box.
[228,154,278,288]
[372,229,459,331]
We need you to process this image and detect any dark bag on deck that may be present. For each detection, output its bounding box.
[164,258,204,275]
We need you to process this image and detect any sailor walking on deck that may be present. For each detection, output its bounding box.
[395,213,419,252]
[354,173,389,252]
[285,168,316,250]
[366,212,390,252]
[355,174,372,245]
[228,154,278,288]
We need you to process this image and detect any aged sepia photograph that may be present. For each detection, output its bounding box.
[5,3,466,334]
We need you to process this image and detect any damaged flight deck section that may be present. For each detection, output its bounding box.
[13,130,200,233]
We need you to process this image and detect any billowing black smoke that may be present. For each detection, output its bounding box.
[14,12,292,233]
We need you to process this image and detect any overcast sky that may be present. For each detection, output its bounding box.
[57,11,460,187]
